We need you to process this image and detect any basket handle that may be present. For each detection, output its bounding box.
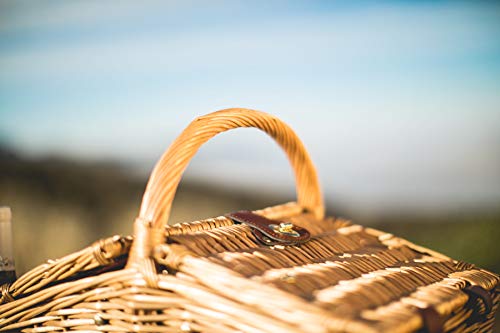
[127,108,324,273]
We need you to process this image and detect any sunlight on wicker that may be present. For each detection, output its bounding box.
[0,108,498,332]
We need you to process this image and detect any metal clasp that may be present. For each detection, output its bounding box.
[269,222,300,237]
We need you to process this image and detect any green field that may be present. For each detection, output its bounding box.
[1,151,499,331]
[1,150,498,275]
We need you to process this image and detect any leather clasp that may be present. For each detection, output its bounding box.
[464,285,493,318]
[226,210,311,246]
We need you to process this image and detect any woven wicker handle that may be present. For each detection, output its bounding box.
[140,108,324,226]
[128,108,324,272]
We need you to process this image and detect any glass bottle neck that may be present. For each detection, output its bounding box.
[0,207,16,284]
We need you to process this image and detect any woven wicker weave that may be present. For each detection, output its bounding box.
[0,108,498,332]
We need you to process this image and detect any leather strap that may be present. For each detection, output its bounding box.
[464,285,493,317]
[226,211,311,246]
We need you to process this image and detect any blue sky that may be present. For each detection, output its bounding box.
[1,1,500,213]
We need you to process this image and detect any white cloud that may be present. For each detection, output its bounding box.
[1,1,500,211]
[1,2,499,82]
[0,0,196,32]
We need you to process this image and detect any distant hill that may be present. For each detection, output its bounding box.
[0,145,289,273]
[1,145,498,274]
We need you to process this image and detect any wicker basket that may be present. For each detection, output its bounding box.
[0,108,498,333]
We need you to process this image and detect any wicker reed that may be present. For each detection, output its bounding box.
[0,108,498,333]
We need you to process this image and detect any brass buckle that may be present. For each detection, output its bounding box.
[268,222,300,237]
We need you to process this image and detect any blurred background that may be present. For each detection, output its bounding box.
[0,1,499,278]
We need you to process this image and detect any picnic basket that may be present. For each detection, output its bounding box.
[0,108,498,332]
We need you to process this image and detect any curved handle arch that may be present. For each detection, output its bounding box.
[127,108,324,273]
[140,108,324,227]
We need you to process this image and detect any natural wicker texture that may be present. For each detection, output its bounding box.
[140,108,325,226]
[128,109,324,280]
[0,108,497,333]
